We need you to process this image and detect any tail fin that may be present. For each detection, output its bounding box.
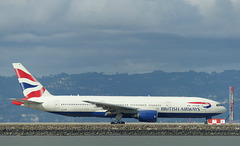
[12,63,52,99]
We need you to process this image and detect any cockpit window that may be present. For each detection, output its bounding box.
[216,103,223,106]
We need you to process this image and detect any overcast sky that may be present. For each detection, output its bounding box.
[1,0,240,76]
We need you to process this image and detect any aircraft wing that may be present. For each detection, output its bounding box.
[83,100,138,115]
[9,98,43,104]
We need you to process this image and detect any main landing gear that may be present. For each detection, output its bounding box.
[111,121,125,124]
[110,113,125,124]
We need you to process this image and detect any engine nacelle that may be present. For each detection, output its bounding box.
[136,110,158,122]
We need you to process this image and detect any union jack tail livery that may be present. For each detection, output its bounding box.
[12,63,52,99]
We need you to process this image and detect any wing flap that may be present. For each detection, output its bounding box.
[83,100,138,115]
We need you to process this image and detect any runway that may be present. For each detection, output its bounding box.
[1,123,240,136]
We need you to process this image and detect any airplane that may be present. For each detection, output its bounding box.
[10,63,226,124]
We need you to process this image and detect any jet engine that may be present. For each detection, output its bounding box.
[136,110,158,122]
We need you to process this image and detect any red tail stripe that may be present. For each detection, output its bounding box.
[14,68,37,82]
[25,87,45,99]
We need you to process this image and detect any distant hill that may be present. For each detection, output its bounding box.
[1,70,240,123]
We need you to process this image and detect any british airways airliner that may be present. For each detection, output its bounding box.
[10,63,226,124]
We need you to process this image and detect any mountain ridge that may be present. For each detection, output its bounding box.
[1,70,240,123]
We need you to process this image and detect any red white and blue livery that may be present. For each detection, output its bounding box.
[10,63,226,124]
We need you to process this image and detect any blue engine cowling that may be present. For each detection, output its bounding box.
[137,110,158,122]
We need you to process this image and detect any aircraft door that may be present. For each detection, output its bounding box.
[165,101,171,107]
[201,104,207,112]
[55,100,60,111]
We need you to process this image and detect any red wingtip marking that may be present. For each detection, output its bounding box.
[12,98,27,106]
[12,100,23,106]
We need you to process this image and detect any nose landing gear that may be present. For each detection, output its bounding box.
[204,117,212,124]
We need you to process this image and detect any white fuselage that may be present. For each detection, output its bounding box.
[26,96,226,119]
[11,63,227,123]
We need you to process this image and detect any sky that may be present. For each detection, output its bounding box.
[1,0,240,76]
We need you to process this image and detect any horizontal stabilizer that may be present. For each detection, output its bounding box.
[9,98,43,105]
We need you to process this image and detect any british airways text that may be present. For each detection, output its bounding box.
[161,107,201,112]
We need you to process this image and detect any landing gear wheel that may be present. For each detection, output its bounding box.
[110,113,124,124]
[204,117,212,124]
[120,121,125,124]
[204,120,208,124]
[110,121,125,124]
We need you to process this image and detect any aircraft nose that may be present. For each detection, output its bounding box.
[220,106,226,113]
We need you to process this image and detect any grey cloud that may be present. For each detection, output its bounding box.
[0,0,238,36]
[2,32,240,76]
[1,0,240,76]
